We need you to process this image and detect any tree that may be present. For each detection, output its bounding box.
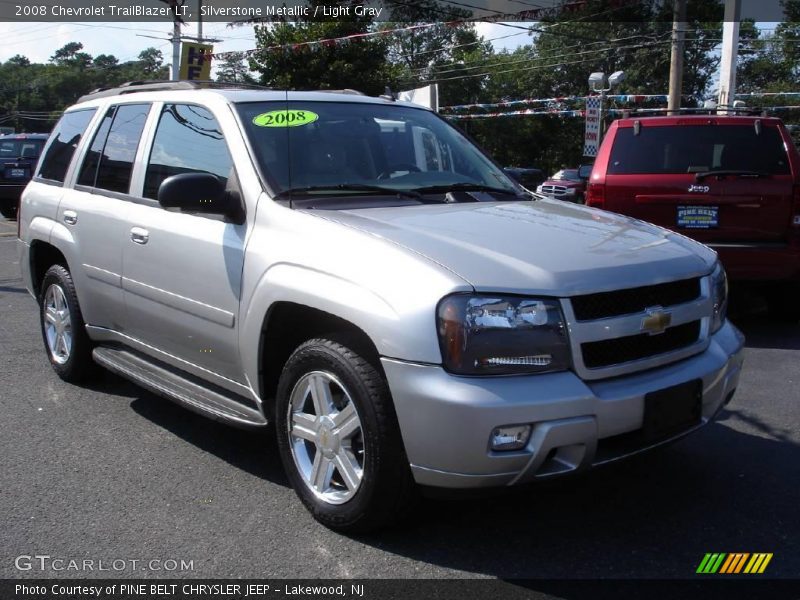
[136,47,167,76]
[50,42,92,70]
[248,1,398,95]
[216,52,256,84]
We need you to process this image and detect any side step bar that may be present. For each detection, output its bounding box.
[93,346,267,430]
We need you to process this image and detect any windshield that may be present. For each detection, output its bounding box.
[236,101,519,197]
[552,169,581,182]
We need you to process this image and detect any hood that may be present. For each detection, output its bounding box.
[542,179,584,189]
[306,199,717,296]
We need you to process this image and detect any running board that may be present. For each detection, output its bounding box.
[92,346,267,430]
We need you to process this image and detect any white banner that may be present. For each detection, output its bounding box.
[398,84,439,111]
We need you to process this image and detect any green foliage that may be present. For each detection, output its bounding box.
[0,45,168,133]
[216,52,257,84]
[248,1,399,95]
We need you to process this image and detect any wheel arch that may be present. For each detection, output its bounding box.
[257,301,384,412]
[29,240,69,298]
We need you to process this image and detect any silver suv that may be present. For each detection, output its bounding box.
[18,82,744,531]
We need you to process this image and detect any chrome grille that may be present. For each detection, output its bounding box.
[571,278,701,321]
[562,276,712,380]
[581,321,701,369]
[540,184,569,197]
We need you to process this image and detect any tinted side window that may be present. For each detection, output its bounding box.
[78,104,149,193]
[144,104,232,199]
[37,109,97,183]
[77,109,114,187]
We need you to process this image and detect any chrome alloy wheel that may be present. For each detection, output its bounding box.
[287,371,365,505]
[43,284,72,365]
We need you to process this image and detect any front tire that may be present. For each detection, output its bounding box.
[275,337,415,532]
[39,265,96,382]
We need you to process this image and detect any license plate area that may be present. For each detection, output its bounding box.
[5,167,27,179]
[643,379,702,443]
[677,205,718,229]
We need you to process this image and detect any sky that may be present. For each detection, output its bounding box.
[0,21,525,74]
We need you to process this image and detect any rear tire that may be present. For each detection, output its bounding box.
[765,283,800,323]
[275,337,416,532]
[0,204,17,219]
[39,265,97,382]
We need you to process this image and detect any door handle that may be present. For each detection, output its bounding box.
[63,210,77,225]
[130,227,149,245]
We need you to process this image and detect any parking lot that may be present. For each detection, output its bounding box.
[1,222,798,580]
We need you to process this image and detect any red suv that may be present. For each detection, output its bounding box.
[587,114,800,320]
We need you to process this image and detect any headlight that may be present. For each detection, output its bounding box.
[564,187,576,195]
[437,294,571,375]
[710,262,728,333]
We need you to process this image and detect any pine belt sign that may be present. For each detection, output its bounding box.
[180,42,213,80]
[583,96,601,157]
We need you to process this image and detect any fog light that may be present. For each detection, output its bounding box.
[490,425,532,451]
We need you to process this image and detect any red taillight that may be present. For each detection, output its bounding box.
[586,183,605,208]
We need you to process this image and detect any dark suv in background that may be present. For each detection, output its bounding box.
[0,133,48,219]
[587,115,800,320]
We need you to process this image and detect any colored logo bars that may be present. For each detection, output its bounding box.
[696,553,773,574]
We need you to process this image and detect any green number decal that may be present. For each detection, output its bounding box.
[253,110,319,127]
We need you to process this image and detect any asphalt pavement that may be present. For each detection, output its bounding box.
[1,220,798,581]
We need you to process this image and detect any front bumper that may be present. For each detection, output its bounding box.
[383,320,744,489]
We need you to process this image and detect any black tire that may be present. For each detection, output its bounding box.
[765,284,800,323]
[0,204,17,220]
[39,264,96,382]
[275,337,416,532]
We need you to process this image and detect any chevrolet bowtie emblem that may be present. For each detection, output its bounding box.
[641,307,672,335]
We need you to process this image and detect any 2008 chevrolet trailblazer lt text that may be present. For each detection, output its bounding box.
[18,82,744,531]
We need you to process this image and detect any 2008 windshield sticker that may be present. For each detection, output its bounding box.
[253,110,319,127]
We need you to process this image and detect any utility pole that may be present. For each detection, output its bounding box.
[667,0,687,115]
[718,0,741,113]
[198,0,203,42]
[171,19,181,81]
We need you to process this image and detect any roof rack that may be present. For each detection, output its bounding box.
[612,106,768,118]
[77,80,274,103]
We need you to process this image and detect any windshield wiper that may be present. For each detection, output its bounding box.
[694,170,770,181]
[275,183,422,200]
[412,182,524,197]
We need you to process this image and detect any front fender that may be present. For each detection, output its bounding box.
[240,261,422,392]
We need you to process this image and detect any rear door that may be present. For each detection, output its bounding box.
[57,103,151,330]
[603,119,794,244]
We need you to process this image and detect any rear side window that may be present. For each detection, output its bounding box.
[78,104,149,194]
[143,104,232,199]
[608,124,791,175]
[37,109,97,183]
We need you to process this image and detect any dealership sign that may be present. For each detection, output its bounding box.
[180,42,213,81]
[583,96,601,157]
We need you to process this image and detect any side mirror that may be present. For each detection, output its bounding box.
[158,172,235,217]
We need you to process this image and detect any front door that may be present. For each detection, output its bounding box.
[121,103,246,384]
